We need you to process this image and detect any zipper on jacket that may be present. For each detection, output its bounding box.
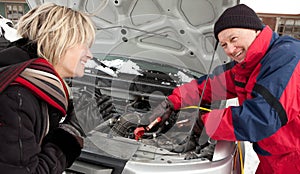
[17,90,23,165]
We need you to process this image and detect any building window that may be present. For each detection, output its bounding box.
[258,14,300,40]
[5,3,24,24]
[278,18,300,39]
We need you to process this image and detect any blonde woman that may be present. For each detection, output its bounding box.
[0,3,95,173]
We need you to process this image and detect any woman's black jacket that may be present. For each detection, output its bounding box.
[0,39,82,173]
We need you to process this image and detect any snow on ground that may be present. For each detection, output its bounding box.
[244,141,259,174]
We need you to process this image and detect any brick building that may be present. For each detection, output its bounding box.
[258,13,300,39]
[0,0,29,24]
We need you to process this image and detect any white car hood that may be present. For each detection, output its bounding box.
[26,0,237,73]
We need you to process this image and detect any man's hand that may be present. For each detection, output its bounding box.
[148,99,174,127]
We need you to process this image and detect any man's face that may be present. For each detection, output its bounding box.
[218,28,260,63]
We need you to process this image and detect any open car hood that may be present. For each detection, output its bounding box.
[26,1,242,174]
[26,0,236,73]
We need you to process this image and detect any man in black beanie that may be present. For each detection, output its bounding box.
[147,4,300,174]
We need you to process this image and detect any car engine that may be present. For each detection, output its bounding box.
[67,56,218,161]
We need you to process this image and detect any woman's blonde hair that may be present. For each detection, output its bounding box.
[16,3,95,65]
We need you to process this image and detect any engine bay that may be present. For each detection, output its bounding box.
[67,55,220,162]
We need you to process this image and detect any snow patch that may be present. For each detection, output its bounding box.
[177,71,194,83]
[86,58,195,84]
[0,15,21,42]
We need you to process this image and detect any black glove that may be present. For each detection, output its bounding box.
[148,99,174,127]
[96,93,117,120]
[63,99,86,137]
[42,125,83,167]
[59,124,84,148]
[72,87,119,133]
[172,114,204,153]
[184,112,213,160]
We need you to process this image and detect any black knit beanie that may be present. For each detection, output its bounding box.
[214,4,264,41]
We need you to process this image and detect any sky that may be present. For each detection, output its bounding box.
[240,0,300,14]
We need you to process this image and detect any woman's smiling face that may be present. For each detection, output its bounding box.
[218,28,260,63]
[54,43,93,78]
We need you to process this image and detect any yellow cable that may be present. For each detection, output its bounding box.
[238,141,244,174]
[181,106,212,112]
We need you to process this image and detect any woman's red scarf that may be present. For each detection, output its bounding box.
[0,58,69,115]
